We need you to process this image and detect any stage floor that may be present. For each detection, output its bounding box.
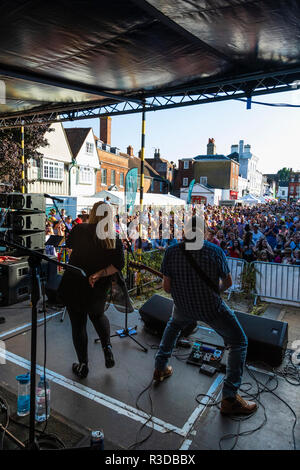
[0,301,299,451]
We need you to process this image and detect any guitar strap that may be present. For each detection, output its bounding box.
[179,242,220,295]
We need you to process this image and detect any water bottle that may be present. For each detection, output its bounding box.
[35,375,50,422]
[16,373,30,417]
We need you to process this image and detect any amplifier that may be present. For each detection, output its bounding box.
[0,193,45,212]
[7,212,45,232]
[0,258,31,305]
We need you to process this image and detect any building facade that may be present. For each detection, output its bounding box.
[289,172,300,201]
[27,122,72,196]
[175,139,239,200]
[65,127,100,197]
[231,140,263,196]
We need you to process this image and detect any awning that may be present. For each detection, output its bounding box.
[1,1,300,127]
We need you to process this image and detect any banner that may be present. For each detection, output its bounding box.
[187,179,195,204]
[125,167,138,215]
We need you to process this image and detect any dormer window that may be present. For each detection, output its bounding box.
[183,161,189,169]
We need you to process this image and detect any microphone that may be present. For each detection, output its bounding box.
[44,194,64,203]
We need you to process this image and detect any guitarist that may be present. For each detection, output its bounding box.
[153,216,257,416]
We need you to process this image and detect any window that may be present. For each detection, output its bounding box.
[183,178,188,186]
[160,182,163,192]
[101,169,107,185]
[86,142,94,154]
[78,166,93,184]
[120,172,124,187]
[282,190,285,196]
[42,159,64,181]
[111,170,116,185]
[183,161,189,169]
[151,179,154,191]
[200,176,207,185]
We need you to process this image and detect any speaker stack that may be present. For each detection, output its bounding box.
[0,193,46,305]
[139,294,288,368]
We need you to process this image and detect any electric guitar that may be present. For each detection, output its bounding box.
[128,260,163,279]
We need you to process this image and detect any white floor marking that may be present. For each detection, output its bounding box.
[0,349,185,436]
[181,373,224,435]
[0,311,62,339]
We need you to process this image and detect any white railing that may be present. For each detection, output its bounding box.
[252,261,300,306]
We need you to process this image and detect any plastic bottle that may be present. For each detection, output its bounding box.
[35,375,50,422]
[16,373,30,417]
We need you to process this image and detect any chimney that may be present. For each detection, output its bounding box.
[100,116,111,145]
[154,148,160,159]
[127,145,134,157]
[244,144,251,153]
[239,140,244,155]
[207,138,216,155]
[231,144,239,154]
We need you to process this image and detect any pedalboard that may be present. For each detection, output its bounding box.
[187,341,227,375]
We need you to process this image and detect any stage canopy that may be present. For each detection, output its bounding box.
[1,0,300,127]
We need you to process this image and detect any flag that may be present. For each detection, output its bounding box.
[125,167,138,215]
[187,179,195,204]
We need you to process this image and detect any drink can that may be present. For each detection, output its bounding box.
[90,430,104,450]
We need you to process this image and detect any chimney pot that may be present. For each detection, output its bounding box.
[127,145,134,157]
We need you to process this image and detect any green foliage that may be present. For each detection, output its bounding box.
[241,263,259,295]
[276,167,291,182]
[0,124,52,191]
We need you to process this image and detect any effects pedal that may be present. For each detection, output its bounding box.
[199,364,216,376]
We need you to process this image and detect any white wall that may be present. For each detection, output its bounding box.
[27,122,72,196]
[70,129,100,197]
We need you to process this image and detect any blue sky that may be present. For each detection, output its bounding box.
[64,89,300,174]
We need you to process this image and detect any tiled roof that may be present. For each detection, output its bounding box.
[65,128,91,158]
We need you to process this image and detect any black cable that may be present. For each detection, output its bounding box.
[0,396,9,450]
[127,379,155,450]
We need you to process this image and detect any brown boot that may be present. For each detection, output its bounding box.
[153,365,173,384]
[220,394,257,416]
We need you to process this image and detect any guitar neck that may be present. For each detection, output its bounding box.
[128,261,163,278]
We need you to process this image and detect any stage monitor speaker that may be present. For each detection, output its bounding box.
[0,193,45,212]
[0,258,31,306]
[139,294,197,338]
[139,295,288,367]
[234,310,288,368]
[7,212,45,232]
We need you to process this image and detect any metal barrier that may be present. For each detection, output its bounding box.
[226,257,246,300]
[252,261,300,306]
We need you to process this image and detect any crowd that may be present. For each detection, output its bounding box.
[45,201,300,266]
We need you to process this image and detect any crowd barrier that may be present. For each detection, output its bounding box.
[252,261,300,306]
[226,257,246,299]
[125,248,300,307]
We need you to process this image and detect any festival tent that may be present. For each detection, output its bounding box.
[93,190,185,207]
[240,194,261,205]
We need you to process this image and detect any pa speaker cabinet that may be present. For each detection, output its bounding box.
[139,294,197,338]
[0,258,31,306]
[234,311,288,368]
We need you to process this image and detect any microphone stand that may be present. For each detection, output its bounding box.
[0,236,86,450]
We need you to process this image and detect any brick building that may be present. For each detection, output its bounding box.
[95,117,169,195]
[174,138,239,200]
[289,171,300,201]
[146,148,175,192]
[95,117,129,192]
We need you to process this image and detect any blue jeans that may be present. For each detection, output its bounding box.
[155,305,248,399]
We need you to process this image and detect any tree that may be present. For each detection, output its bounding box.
[277,167,291,182]
[0,124,52,191]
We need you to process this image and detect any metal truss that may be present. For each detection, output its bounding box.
[1,67,300,128]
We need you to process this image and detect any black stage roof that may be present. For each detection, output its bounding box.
[1,0,300,127]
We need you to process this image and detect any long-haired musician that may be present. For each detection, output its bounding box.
[58,201,124,378]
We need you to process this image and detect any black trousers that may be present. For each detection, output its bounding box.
[67,295,111,364]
